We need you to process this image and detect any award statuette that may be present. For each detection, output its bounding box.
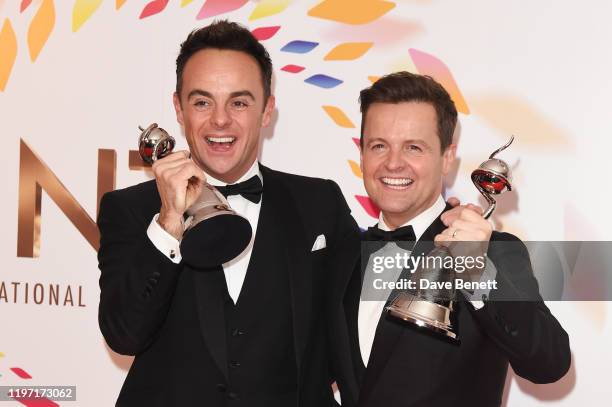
[138,123,253,269]
[386,136,515,340]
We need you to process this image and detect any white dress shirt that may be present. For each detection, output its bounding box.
[147,161,262,304]
[357,196,497,366]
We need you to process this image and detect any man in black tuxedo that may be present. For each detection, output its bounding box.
[328,72,571,407]
[97,21,359,406]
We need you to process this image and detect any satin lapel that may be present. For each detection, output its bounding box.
[358,209,449,404]
[259,165,311,371]
[192,266,229,379]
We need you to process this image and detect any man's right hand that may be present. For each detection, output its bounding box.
[152,151,206,240]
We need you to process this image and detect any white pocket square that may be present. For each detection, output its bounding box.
[311,234,326,251]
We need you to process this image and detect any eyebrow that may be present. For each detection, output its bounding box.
[186,89,256,101]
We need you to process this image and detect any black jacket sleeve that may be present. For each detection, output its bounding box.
[97,191,182,356]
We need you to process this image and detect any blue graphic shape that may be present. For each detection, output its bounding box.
[281,40,319,54]
[304,74,343,89]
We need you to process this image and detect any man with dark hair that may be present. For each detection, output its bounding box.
[328,71,570,406]
[98,20,359,406]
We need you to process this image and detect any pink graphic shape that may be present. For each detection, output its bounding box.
[352,137,360,149]
[409,48,469,114]
[252,26,281,41]
[20,0,33,12]
[10,367,32,379]
[139,0,169,19]
[356,195,380,218]
[197,0,249,20]
[14,398,59,407]
[281,64,304,73]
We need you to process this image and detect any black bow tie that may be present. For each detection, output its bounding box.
[364,225,416,251]
[216,175,263,204]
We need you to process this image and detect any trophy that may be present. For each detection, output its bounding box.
[138,123,253,269]
[386,136,515,339]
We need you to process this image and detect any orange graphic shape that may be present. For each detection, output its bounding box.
[72,0,104,32]
[249,0,291,21]
[308,0,395,25]
[367,75,379,84]
[409,48,469,114]
[348,160,362,179]
[27,0,55,62]
[322,105,355,128]
[324,42,373,61]
[0,19,17,91]
[116,0,127,9]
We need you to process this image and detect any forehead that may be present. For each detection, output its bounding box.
[181,49,264,95]
[364,102,438,143]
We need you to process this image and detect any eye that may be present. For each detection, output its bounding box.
[193,99,210,109]
[407,144,423,152]
[231,100,249,110]
[371,143,386,151]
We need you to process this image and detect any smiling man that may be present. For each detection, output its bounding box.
[328,72,570,407]
[97,21,359,406]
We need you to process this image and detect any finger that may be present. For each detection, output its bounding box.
[154,150,190,164]
[441,206,464,226]
[447,197,461,207]
[465,203,484,216]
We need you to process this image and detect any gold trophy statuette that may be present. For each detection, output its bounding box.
[386,136,515,340]
[138,123,253,269]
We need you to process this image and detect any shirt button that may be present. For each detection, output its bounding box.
[228,392,239,400]
[229,360,241,368]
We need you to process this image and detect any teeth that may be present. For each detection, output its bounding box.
[206,136,235,143]
[381,177,413,186]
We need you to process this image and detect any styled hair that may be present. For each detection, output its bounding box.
[359,71,457,152]
[175,20,273,102]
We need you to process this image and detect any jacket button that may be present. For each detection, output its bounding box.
[228,392,239,400]
[216,384,227,393]
[231,328,245,337]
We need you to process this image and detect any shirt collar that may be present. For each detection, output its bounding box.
[378,195,447,241]
[204,160,262,187]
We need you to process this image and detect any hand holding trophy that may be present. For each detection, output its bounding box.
[386,136,515,340]
[138,123,253,269]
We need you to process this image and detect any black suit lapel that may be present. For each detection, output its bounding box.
[259,165,312,371]
[193,266,229,379]
[358,206,450,403]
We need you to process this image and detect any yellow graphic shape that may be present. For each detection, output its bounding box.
[28,0,55,61]
[322,105,355,128]
[73,0,103,32]
[249,0,291,21]
[0,352,5,358]
[348,160,362,178]
[181,0,194,6]
[116,0,127,9]
[308,0,395,25]
[0,19,17,91]
[324,42,373,61]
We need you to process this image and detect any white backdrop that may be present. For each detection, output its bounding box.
[1,1,610,405]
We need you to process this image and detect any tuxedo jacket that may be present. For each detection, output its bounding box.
[329,204,571,407]
[97,164,360,406]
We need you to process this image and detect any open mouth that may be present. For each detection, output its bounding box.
[205,136,236,152]
[380,177,414,190]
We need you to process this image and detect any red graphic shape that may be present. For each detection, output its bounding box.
[356,195,380,218]
[252,26,280,41]
[20,0,33,12]
[281,64,305,73]
[352,137,360,149]
[10,367,32,379]
[139,0,170,19]
[14,397,59,407]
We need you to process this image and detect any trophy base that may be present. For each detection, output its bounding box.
[386,292,457,340]
[180,212,252,269]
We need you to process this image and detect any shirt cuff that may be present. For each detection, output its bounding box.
[463,256,498,310]
[147,214,182,264]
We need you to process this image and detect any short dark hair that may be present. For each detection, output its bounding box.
[175,20,273,102]
[359,71,457,152]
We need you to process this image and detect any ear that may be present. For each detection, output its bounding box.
[441,143,457,176]
[173,92,184,126]
[261,95,276,127]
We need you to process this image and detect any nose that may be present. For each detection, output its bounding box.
[211,104,231,128]
[384,147,405,172]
